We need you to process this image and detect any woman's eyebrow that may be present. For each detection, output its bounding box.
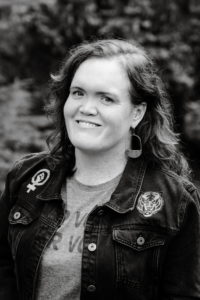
[70,86,85,91]
[96,91,118,98]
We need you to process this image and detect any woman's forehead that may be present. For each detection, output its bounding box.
[71,58,131,94]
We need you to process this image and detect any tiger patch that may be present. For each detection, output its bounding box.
[136,192,164,217]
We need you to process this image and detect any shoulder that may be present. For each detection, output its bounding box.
[145,165,200,218]
[9,152,51,175]
[6,151,64,186]
[145,163,198,196]
[159,168,198,200]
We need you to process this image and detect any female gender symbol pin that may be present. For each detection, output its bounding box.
[26,169,50,193]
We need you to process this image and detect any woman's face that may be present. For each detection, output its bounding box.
[64,58,146,155]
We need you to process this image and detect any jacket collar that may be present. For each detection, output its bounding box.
[37,155,147,213]
[105,157,147,213]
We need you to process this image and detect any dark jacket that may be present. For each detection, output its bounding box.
[0,152,200,300]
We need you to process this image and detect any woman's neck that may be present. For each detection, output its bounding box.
[74,148,127,185]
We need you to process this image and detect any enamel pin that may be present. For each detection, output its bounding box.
[26,169,50,193]
[136,191,164,218]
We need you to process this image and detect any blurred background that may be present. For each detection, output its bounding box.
[0,0,200,193]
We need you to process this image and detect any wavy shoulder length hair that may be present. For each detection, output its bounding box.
[46,38,190,178]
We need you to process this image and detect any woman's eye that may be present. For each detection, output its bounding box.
[71,90,84,98]
[101,95,114,104]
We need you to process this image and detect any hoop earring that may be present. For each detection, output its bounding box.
[126,128,142,158]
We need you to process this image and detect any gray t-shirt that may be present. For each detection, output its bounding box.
[36,173,121,300]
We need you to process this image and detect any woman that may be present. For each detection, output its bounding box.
[0,39,200,300]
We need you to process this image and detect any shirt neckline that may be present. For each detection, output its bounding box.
[66,172,123,192]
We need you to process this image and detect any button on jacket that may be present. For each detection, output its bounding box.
[0,152,200,300]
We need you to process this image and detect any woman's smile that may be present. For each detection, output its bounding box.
[76,120,101,128]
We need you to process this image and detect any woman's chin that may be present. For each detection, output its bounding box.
[73,143,101,154]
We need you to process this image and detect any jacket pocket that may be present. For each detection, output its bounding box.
[8,204,39,259]
[112,226,166,287]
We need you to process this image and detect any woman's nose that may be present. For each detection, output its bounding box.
[79,97,98,115]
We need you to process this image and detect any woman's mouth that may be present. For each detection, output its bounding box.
[76,120,101,128]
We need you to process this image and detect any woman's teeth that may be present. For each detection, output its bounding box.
[78,121,99,128]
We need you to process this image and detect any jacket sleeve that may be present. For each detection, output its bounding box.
[0,166,19,299]
[161,187,200,299]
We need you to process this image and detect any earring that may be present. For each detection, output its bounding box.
[126,128,142,158]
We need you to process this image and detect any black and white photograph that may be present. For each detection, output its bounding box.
[0,0,200,299]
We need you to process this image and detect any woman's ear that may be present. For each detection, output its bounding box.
[131,102,147,128]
